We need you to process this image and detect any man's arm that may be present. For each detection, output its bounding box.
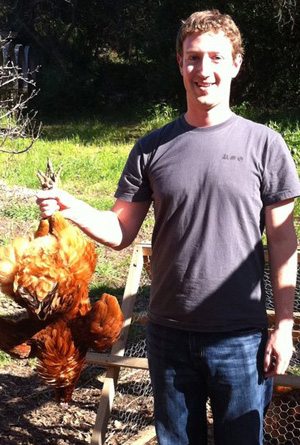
[36,188,151,250]
[264,198,298,377]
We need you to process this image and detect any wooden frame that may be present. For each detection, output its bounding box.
[86,243,300,444]
[87,243,149,445]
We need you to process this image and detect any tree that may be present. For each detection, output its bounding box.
[0,37,41,154]
[1,0,299,114]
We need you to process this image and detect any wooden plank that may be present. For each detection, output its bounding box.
[267,310,300,323]
[90,367,119,445]
[141,243,152,257]
[90,244,145,445]
[264,248,300,263]
[86,352,149,370]
[124,425,156,444]
[274,374,300,389]
[267,310,300,335]
[117,245,146,353]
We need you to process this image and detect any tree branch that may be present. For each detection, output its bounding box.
[0,51,42,155]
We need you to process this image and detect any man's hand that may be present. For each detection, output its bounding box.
[36,188,78,218]
[264,326,294,377]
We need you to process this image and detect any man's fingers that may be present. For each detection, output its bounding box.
[264,353,290,377]
[264,344,273,373]
[37,198,60,218]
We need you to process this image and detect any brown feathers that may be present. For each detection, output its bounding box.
[0,212,123,403]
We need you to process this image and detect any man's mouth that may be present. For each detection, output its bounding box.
[196,82,214,89]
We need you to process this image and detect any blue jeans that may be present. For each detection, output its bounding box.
[146,322,273,445]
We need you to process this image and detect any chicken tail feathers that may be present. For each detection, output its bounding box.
[88,293,124,351]
[32,320,87,403]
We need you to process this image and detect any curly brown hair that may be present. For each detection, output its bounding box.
[176,10,244,59]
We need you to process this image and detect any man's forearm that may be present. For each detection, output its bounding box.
[36,188,151,250]
[264,199,298,376]
[268,237,298,330]
[60,199,124,248]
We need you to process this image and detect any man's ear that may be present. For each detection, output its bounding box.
[177,53,183,75]
[232,53,243,79]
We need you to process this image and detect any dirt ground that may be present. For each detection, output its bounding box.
[0,359,106,444]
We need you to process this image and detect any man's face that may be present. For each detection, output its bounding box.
[177,31,242,113]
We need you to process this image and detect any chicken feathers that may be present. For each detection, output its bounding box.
[30,320,87,403]
[69,293,124,352]
[0,165,123,403]
[0,212,97,321]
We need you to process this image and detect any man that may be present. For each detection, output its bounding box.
[37,10,300,445]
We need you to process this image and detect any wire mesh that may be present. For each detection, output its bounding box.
[104,250,300,444]
[264,262,300,370]
[264,387,300,444]
[105,268,153,444]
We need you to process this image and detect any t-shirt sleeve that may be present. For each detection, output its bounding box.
[261,134,300,206]
[114,141,153,202]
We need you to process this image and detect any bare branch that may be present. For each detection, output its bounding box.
[273,0,298,32]
[0,121,41,154]
[0,43,42,155]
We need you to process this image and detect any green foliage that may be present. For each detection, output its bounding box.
[290,366,300,376]
[139,103,179,133]
[232,102,267,122]
[267,121,300,168]
[2,203,39,221]
[233,102,300,170]
[4,0,299,115]
[0,350,12,365]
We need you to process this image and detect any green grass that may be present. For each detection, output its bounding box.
[0,350,13,364]
[0,104,179,207]
[2,202,39,220]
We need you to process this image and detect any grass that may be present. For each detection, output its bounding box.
[2,202,39,220]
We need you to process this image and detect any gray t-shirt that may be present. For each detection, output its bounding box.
[115,113,300,332]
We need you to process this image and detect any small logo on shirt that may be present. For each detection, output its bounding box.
[222,154,244,162]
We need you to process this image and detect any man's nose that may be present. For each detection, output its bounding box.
[197,55,212,76]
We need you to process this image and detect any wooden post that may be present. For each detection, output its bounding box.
[89,244,145,445]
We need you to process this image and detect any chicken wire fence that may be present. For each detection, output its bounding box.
[104,253,300,444]
[263,261,300,445]
[105,266,152,444]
